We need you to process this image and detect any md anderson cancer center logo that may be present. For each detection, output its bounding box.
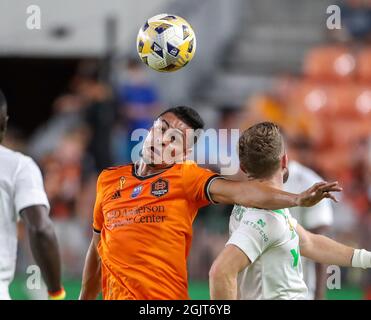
[105,205,166,230]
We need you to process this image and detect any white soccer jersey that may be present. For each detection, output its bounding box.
[227,206,308,300]
[284,161,334,299]
[0,145,49,300]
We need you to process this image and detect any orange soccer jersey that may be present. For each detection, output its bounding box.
[93,161,219,300]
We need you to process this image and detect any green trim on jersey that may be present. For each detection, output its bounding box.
[272,209,286,215]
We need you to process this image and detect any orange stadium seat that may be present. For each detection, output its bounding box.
[357,47,371,82]
[326,84,357,118]
[314,146,351,178]
[284,79,371,150]
[329,84,371,118]
[288,80,371,119]
[287,80,332,116]
[354,85,371,117]
[327,118,371,147]
[303,46,356,81]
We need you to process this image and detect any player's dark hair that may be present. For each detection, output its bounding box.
[239,122,284,179]
[159,106,204,131]
[158,106,204,144]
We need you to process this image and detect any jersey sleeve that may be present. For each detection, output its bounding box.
[14,156,50,215]
[286,209,298,229]
[93,172,105,233]
[227,209,285,263]
[182,161,221,208]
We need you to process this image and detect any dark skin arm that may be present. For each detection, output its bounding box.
[20,205,62,293]
[79,232,101,300]
[209,180,342,209]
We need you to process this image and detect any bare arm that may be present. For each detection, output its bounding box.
[209,245,250,300]
[209,179,341,210]
[297,224,354,266]
[310,226,331,300]
[20,205,62,294]
[79,232,101,300]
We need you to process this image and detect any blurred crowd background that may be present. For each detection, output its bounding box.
[0,0,370,299]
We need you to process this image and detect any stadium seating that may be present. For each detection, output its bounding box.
[357,47,371,82]
[279,43,371,182]
[303,46,356,81]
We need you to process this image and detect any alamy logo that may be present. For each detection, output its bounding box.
[26,5,41,30]
[26,265,41,290]
[327,265,341,290]
[326,5,341,30]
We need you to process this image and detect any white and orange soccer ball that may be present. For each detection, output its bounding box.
[136,14,196,72]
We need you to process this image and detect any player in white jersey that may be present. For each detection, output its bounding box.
[0,90,64,300]
[284,161,333,299]
[209,122,371,300]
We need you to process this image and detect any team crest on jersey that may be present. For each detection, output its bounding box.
[151,178,169,197]
[131,185,143,198]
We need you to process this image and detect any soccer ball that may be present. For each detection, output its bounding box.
[136,14,196,72]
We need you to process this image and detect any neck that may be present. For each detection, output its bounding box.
[262,175,283,190]
[247,172,284,190]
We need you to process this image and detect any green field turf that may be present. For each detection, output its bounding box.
[9,278,365,300]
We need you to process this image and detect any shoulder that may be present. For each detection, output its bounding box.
[103,163,132,172]
[240,207,287,235]
[0,145,24,165]
[99,163,133,179]
[19,154,40,169]
[0,146,41,178]
[180,160,199,169]
[180,160,216,175]
[94,164,133,191]
[231,207,288,246]
[285,209,298,229]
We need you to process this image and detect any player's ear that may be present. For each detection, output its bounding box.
[281,153,288,170]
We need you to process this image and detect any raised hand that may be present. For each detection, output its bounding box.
[296,182,342,207]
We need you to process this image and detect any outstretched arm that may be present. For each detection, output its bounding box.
[20,205,64,298]
[309,226,331,300]
[79,232,102,300]
[209,179,341,210]
[297,224,371,268]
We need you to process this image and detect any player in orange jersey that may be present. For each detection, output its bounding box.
[79,106,341,300]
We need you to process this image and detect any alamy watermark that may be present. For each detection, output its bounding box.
[327,265,342,290]
[327,5,342,30]
[130,127,240,175]
[24,4,341,31]
[26,5,41,30]
[26,265,41,290]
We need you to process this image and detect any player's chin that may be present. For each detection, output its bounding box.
[142,151,165,166]
[142,152,155,165]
